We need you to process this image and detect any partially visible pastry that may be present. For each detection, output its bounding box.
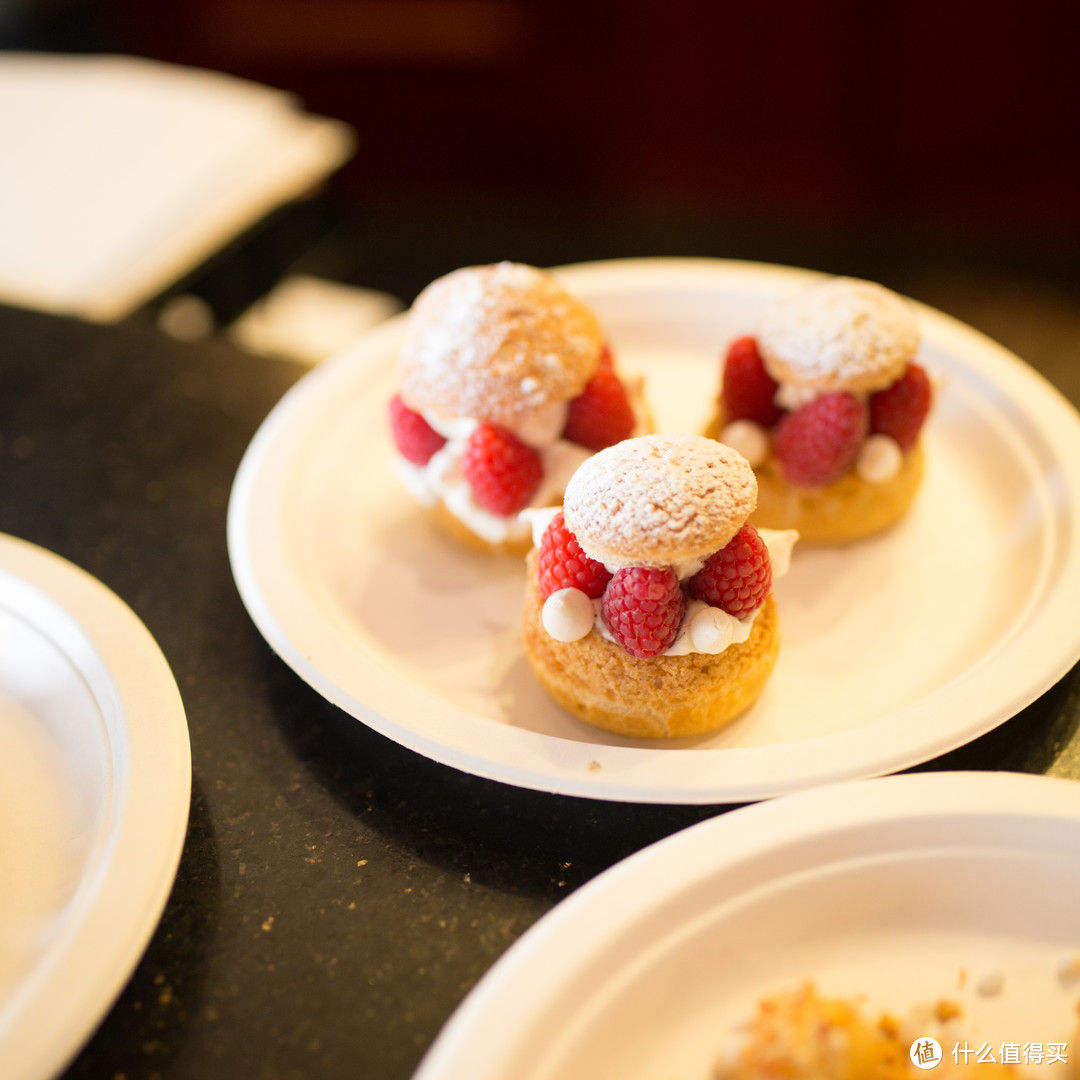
[388,262,647,555]
[522,434,796,738]
[706,277,933,543]
[713,983,1020,1079]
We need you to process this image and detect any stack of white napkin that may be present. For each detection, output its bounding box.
[0,52,355,321]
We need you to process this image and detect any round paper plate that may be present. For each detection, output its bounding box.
[228,258,1080,803]
[0,534,190,1080]
[415,771,1080,1080]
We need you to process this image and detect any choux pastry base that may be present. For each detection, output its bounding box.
[522,552,779,739]
[427,500,534,558]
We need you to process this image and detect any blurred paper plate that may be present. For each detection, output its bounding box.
[0,534,190,1080]
[415,771,1080,1080]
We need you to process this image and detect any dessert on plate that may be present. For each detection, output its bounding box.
[388,262,646,555]
[522,433,796,739]
[713,982,1022,1079]
[706,276,934,543]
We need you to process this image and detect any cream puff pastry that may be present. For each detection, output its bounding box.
[707,277,933,543]
[389,262,646,555]
[522,434,795,738]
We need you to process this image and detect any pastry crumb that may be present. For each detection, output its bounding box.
[976,971,1005,997]
[714,982,1022,1079]
[1057,952,1080,982]
[934,997,963,1021]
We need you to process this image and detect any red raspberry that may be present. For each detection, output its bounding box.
[773,392,868,486]
[869,362,932,452]
[537,512,611,599]
[597,343,615,370]
[688,525,772,619]
[563,368,635,451]
[721,336,782,427]
[601,566,685,659]
[460,424,543,515]
[388,394,447,465]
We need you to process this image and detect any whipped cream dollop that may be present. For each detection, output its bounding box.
[541,587,596,642]
[533,524,798,655]
[855,433,903,483]
[773,382,820,411]
[663,599,752,656]
[718,419,770,468]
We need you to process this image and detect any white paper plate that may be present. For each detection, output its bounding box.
[415,771,1080,1080]
[227,258,1080,803]
[0,534,190,1080]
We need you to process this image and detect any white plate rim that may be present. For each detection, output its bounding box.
[0,533,191,1080]
[227,256,1080,804]
[412,770,1080,1080]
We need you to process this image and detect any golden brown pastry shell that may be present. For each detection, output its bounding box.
[522,550,779,739]
[426,500,534,558]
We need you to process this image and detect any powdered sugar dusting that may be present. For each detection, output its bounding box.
[758,277,919,393]
[563,434,757,568]
[398,262,602,426]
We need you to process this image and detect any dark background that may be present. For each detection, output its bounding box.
[5,0,1080,308]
